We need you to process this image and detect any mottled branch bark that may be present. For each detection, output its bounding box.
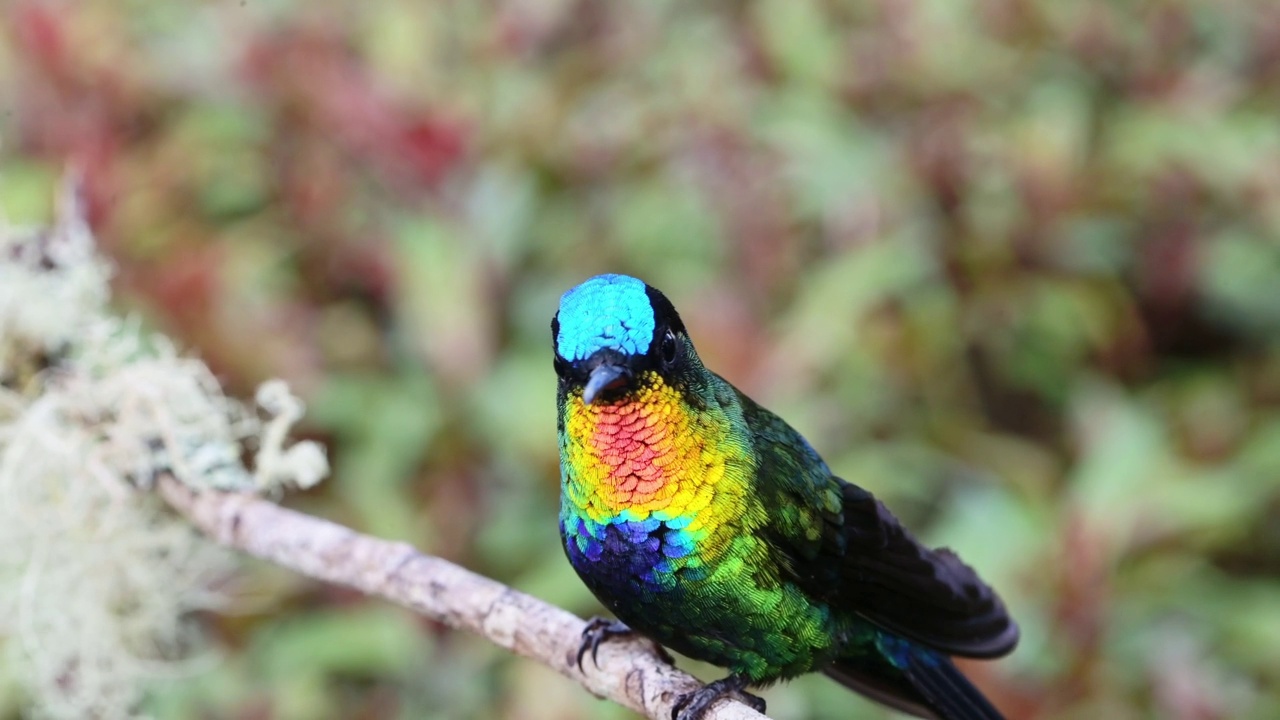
[157,477,770,720]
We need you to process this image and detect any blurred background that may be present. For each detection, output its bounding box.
[3,0,1280,718]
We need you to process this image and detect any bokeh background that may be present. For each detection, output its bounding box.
[4,0,1280,718]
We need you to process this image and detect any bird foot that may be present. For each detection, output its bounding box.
[575,617,635,671]
[672,675,765,720]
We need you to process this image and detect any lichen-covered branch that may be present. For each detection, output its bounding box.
[1,175,765,719]
[157,477,770,720]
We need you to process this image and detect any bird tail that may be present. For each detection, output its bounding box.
[824,650,1005,720]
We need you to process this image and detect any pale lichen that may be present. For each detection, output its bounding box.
[253,379,329,491]
[0,175,329,719]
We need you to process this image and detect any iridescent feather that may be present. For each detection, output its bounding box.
[553,274,1017,720]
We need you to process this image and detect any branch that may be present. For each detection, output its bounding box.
[157,477,771,720]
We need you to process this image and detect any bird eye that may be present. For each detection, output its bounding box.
[660,329,678,367]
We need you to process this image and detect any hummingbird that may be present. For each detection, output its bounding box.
[553,274,1017,719]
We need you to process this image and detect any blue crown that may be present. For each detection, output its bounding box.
[556,274,655,361]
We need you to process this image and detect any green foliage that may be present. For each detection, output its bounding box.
[5,0,1280,717]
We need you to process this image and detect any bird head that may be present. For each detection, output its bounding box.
[552,274,695,405]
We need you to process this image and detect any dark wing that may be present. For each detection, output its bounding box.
[828,481,1019,658]
[735,385,1019,659]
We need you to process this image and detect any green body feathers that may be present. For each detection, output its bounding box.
[553,275,1017,719]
